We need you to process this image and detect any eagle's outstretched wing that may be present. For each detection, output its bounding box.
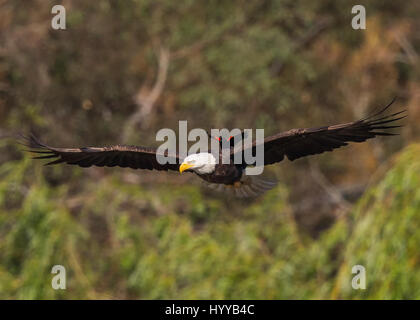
[22,134,181,171]
[234,98,406,166]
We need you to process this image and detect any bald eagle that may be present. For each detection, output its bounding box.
[23,100,405,197]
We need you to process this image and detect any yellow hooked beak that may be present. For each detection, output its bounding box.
[179,162,194,173]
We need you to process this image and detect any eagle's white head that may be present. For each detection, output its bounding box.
[179,153,216,175]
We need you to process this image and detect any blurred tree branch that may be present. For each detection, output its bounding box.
[395,33,419,65]
[122,46,169,141]
[309,162,352,216]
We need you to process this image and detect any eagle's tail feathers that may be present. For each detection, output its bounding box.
[204,175,277,198]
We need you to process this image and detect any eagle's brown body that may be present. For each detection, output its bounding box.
[198,163,243,185]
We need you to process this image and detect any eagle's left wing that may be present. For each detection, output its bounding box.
[22,134,181,171]
[233,99,406,166]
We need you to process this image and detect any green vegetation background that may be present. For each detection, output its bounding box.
[0,0,419,299]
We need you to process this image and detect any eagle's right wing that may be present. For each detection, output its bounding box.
[22,134,181,172]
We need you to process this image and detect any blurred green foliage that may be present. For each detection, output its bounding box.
[0,145,418,299]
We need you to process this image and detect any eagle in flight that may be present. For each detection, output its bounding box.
[23,99,405,197]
